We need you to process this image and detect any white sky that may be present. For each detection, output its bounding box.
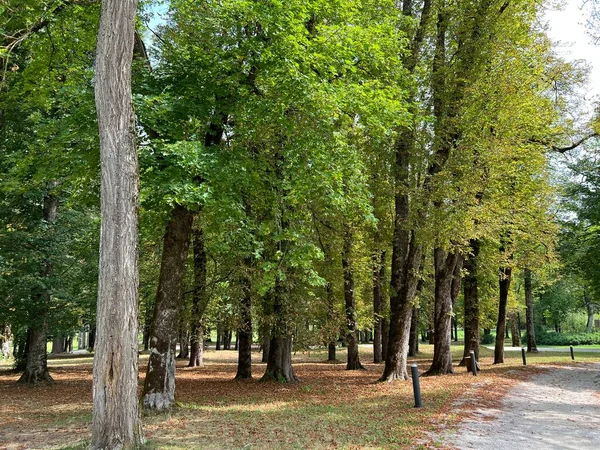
[544,1,600,99]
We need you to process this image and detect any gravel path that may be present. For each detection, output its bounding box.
[444,364,600,449]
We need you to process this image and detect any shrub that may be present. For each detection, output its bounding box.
[536,330,600,346]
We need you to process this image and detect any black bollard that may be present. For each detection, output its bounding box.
[411,363,422,408]
[470,350,478,376]
[521,347,527,366]
[570,345,575,360]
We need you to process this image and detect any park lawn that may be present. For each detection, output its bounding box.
[1,345,598,450]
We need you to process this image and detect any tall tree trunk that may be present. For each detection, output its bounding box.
[585,291,594,333]
[91,0,143,445]
[142,206,194,410]
[510,312,520,347]
[235,259,253,380]
[381,317,389,362]
[88,325,96,351]
[461,240,480,365]
[524,268,537,352]
[451,257,462,344]
[408,306,419,357]
[380,0,432,384]
[373,251,385,363]
[425,249,461,376]
[189,227,209,367]
[494,267,512,364]
[326,274,337,362]
[177,327,189,359]
[261,332,270,363]
[142,299,153,351]
[19,191,57,384]
[52,336,64,354]
[342,228,364,370]
[216,323,222,350]
[261,286,298,382]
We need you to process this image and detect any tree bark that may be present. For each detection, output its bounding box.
[585,291,594,333]
[380,0,432,384]
[88,325,96,351]
[424,249,461,376]
[18,191,57,384]
[408,306,419,357]
[381,317,389,362]
[142,206,194,410]
[461,240,480,365]
[524,268,538,352]
[494,267,512,364]
[52,336,65,354]
[510,312,520,347]
[235,259,253,380]
[261,332,270,363]
[373,251,385,363]
[342,228,364,370]
[91,0,143,445]
[189,227,209,367]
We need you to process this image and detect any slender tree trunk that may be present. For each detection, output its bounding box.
[342,228,364,370]
[585,291,594,333]
[494,267,512,364]
[451,258,462,344]
[142,300,153,351]
[510,312,520,347]
[189,227,209,367]
[216,323,222,350]
[373,251,385,363]
[19,191,57,384]
[91,0,143,445]
[177,327,189,359]
[235,259,253,380]
[381,317,389,362]
[142,206,194,410]
[461,240,479,365]
[326,274,337,362]
[408,306,419,357]
[524,268,537,352]
[425,249,460,376]
[88,325,96,351]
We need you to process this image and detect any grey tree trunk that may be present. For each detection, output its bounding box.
[494,267,512,364]
[18,191,57,384]
[380,0,432,383]
[585,291,594,333]
[342,228,364,370]
[524,268,537,352]
[235,259,253,379]
[373,251,385,363]
[91,0,143,446]
[461,240,480,365]
[52,336,65,354]
[425,249,461,376]
[510,312,520,347]
[189,227,209,367]
[408,306,419,357]
[142,206,194,410]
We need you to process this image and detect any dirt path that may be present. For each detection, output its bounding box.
[444,363,600,449]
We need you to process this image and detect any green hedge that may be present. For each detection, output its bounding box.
[535,331,600,346]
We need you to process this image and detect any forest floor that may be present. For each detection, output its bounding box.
[0,344,599,450]
[440,362,600,449]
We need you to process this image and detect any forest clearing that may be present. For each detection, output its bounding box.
[1,345,599,449]
[3,0,600,448]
